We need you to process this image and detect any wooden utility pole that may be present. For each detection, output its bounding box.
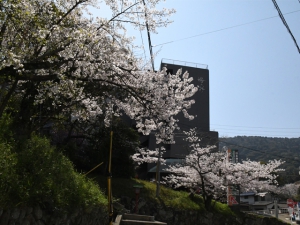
[107,131,113,224]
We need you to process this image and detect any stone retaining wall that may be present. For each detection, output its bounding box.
[119,196,289,225]
[0,198,289,225]
[0,205,108,225]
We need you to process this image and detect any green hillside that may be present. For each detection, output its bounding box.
[219,136,300,184]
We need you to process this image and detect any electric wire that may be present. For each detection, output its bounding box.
[173,121,300,164]
[211,127,300,134]
[177,121,300,137]
[152,9,300,48]
[272,0,300,54]
[211,124,300,130]
[219,139,300,164]
[160,130,300,165]
[182,129,300,165]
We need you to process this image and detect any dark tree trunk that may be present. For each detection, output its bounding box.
[0,80,18,118]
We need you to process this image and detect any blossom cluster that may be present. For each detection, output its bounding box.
[0,0,196,141]
[163,128,285,198]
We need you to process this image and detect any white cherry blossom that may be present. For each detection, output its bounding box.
[0,0,195,141]
[163,128,285,209]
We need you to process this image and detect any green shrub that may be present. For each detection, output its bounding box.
[0,113,13,143]
[0,143,17,207]
[0,134,107,210]
[211,200,235,216]
[0,114,17,207]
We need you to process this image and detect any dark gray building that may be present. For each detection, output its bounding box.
[145,59,219,177]
[162,59,210,133]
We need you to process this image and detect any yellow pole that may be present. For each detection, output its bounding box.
[107,130,113,225]
[155,145,161,197]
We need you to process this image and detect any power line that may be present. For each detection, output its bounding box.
[176,129,300,164]
[190,128,300,163]
[152,9,300,48]
[219,140,300,164]
[211,124,300,130]
[217,131,300,138]
[211,126,300,134]
[271,0,300,54]
[212,128,300,134]
[151,126,300,170]
[177,121,300,137]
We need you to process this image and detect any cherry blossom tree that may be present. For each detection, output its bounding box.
[280,183,299,198]
[222,159,284,192]
[268,183,299,199]
[131,146,166,165]
[163,128,285,210]
[0,0,199,142]
[163,129,226,209]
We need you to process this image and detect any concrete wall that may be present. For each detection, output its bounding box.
[241,196,255,205]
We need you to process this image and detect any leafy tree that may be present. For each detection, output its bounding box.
[0,0,195,137]
[220,136,300,184]
[0,133,107,209]
[0,142,17,207]
[269,183,299,200]
[57,117,140,177]
[164,129,284,210]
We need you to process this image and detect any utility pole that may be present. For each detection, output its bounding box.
[107,130,113,225]
[107,98,113,225]
[155,145,161,197]
[274,199,278,219]
[142,0,155,71]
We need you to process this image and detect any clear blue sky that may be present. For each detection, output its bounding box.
[93,0,300,138]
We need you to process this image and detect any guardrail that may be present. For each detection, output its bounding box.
[247,208,289,218]
[251,210,273,217]
[270,208,289,214]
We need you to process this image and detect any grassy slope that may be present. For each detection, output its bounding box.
[91,175,234,216]
[92,176,290,224]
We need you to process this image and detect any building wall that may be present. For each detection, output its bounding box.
[241,196,255,205]
[159,60,219,158]
[148,131,219,159]
[142,59,219,176]
[160,62,210,132]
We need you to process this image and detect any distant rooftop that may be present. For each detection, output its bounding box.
[252,201,273,206]
[161,58,208,69]
[240,192,256,196]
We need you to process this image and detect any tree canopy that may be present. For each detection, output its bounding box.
[0,0,197,143]
[163,129,285,210]
[220,136,300,184]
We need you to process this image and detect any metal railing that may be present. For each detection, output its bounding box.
[270,208,289,214]
[161,58,208,69]
[248,208,289,217]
